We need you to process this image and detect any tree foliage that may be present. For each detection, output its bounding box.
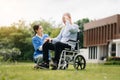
[0,20,33,61]
[75,18,90,47]
[0,18,90,61]
[31,19,53,36]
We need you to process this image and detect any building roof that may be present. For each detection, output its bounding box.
[84,14,120,30]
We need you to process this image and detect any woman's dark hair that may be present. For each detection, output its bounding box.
[33,25,39,35]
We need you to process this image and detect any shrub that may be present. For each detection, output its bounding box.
[107,57,120,61]
[104,57,120,65]
[0,48,21,62]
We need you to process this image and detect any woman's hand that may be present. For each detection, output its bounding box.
[44,38,52,43]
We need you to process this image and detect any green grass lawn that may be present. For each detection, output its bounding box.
[0,62,120,80]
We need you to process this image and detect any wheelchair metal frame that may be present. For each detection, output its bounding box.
[58,32,86,70]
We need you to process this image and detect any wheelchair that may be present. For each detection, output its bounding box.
[57,31,86,70]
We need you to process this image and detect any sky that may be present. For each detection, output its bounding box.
[0,0,120,26]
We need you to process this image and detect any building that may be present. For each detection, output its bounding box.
[84,14,120,62]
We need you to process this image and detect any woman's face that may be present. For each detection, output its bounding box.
[36,26,43,34]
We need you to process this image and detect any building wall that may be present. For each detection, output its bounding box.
[98,45,108,60]
[83,14,120,62]
[79,48,88,60]
[84,14,120,47]
[86,45,108,62]
[116,43,120,57]
[118,43,120,57]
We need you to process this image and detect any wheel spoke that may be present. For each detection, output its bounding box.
[74,62,78,69]
[80,63,84,69]
[78,57,82,61]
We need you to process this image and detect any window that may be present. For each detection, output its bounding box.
[111,43,116,56]
[88,46,97,59]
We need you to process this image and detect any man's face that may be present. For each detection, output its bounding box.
[62,14,71,24]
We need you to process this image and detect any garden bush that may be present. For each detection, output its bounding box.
[104,57,120,65]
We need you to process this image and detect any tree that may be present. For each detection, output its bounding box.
[31,19,53,36]
[75,18,90,47]
[0,18,90,62]
[0,20,33,61]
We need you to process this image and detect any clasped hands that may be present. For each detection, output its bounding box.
[44,37,52,43]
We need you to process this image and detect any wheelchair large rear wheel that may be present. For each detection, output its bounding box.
[73,55,86,70]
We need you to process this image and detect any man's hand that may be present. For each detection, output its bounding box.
[64,16,70,21]
[63,15,72,24]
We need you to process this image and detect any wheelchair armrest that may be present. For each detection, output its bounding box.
[67,39,80,43]
[67,39,77,42]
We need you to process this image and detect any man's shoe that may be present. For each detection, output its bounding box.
[50,62,58,70]
[51,66,57,70]
[39,63,49,69]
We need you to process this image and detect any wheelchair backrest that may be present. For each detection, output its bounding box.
[75,30,82,50]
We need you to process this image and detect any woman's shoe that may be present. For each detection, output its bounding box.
[39,62,49,69]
